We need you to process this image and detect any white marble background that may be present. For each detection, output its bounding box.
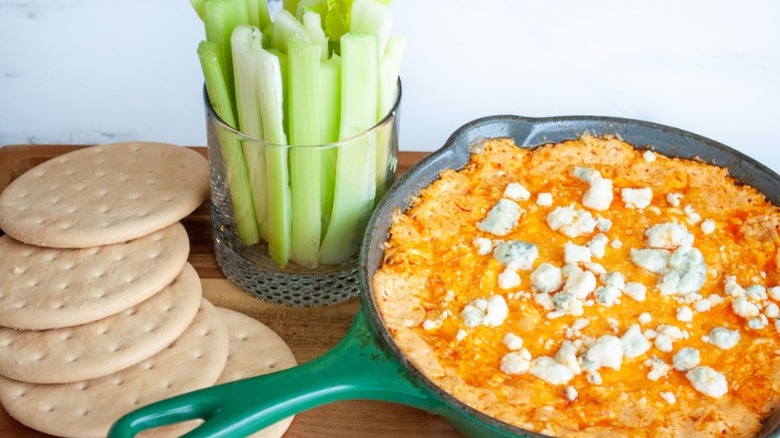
[1,0,778,173]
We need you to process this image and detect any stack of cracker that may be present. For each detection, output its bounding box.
[0,142,296,438]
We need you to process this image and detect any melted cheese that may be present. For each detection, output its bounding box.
[374,136,780,437]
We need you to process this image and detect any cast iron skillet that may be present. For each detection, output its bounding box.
[109,116,780,438]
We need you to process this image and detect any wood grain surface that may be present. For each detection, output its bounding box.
[0,145,461,437]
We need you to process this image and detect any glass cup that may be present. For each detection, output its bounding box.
[205,84,400,306]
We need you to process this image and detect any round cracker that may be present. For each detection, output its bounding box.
[0,222,190,330]
[0,298,228,438]
[0,141,208,248]
[0,263,202,384]
[140,307,297,438]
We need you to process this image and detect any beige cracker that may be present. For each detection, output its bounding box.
[140,307,298,438]
[0,141,208,248]
[0,262,202,384]
[0,298,228,438]
[0,222,190,330]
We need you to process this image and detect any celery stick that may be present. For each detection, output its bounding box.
[272,10,311,53]
[378,35,404,118]
[296,0,327,21]
[288,38,323,268]
[319,33,378,265]
[190,0,206,20]
[302,11,329,61]
[268,48,291,142]
[253,46,292,267]
[283,0,300,14]
[198,40,260,244]
[375,34,404,200]
[232,25,270,240]
[319,54,340,231]
[231,25,265,139]
[262,22,274,48]
[350,0,392,56]
[244,0,272,30]
[203,0,249,116]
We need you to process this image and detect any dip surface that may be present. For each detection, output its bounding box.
[373,136,780,437]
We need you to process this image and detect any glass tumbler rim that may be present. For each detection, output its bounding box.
[203,78,402,149]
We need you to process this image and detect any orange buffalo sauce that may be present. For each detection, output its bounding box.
[374,136,780,437]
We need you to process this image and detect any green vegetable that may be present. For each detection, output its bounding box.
[318,33,378,264]
[198,40,259,244]
[231,25,269,240]
[318,54,341,231]
[193,0,402,268]
[287,37,323,268]
[375,34,404,200]
[254,47,292,267]
[245,0,272,30]
[203,0,249,115]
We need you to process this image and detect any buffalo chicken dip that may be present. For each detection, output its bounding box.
[373,136,780,437]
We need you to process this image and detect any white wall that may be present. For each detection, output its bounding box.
[1,0,779,173]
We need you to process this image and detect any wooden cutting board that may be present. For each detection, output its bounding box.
[0,145,462,437]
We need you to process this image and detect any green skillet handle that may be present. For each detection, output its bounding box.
[108,309,440,438]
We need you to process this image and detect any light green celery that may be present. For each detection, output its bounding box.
[287,38,323,268]
[374,34,404,200]
[190,0,205,20]
[203,0,249,116]
[378,35,404,117]
[231,25,269,241]
[254,46,292,267]
[268,48,291,140]
[319,33,378,265]
[272,10,311,53]
[296,0,327,21]
[322,0,354,42]
[318,54,340,234]
[244,0,272,30]
[350,0,392,56]
[262,22,274,48]
[198,40,259,244]
[302,11,329,60]
[283,0,300,14]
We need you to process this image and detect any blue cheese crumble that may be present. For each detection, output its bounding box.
[477,199,522,236]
